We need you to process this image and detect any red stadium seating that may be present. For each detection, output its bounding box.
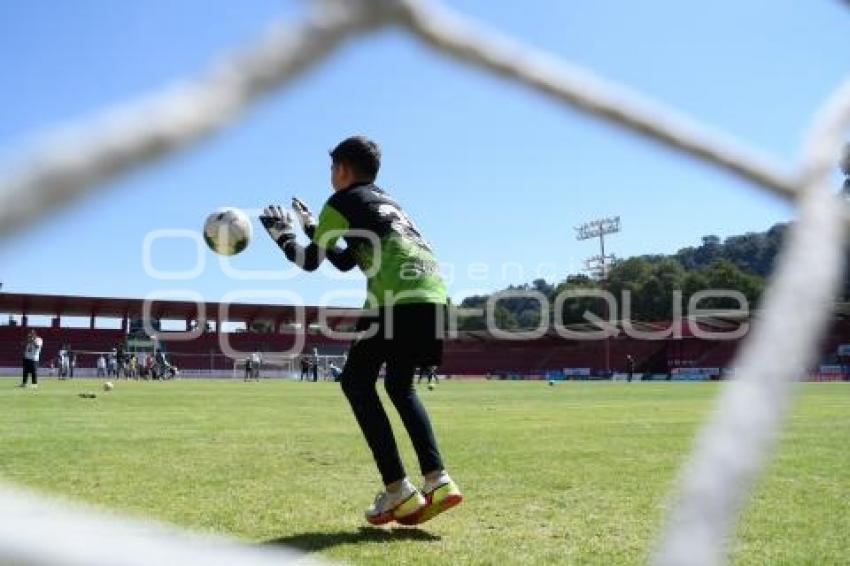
[4,292,850,379]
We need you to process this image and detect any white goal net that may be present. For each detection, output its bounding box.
[1,0,849,565]
[232,355,346,380]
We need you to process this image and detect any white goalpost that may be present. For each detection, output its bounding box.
[232,355,347,380]
[0,483,323,566]
[233,356,296,379]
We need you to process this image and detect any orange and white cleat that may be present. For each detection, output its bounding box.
[365,479,427,526]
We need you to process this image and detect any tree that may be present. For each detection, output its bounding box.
[457,223,781,325]
[553,275,603,325]
[682,271,710,304]
[701,260,764,310]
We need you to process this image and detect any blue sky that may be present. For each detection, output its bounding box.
[0,0,847,311]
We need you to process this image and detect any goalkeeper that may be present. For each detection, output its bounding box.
[260,136,462,526]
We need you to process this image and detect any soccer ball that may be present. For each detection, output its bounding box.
[103,381,114,392]
[203,207,252,256]
[548,379,556,386]
[428,384,435,391]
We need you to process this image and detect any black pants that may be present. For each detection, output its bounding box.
[340,303,445,485]
[22,359,38,385]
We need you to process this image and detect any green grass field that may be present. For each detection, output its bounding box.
[1,379,848,564]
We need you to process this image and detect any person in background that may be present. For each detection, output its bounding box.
[137,352,147,378]
[329,362,343,382]
[144,354,154,379]
[97,354,107,377]
[67,345,76,379]
[154,349,166,379]
[251,350,262,380]
[300,356,310,381]
[108,347,118,377]
[21,330,44,388]
[244,356,253,381]
[626,355,635,383]
[417,366,438,386]
[116,342,126,378]
[312,352,320,382]
[128,354,138,379]
[57,345,68,380]
[154,349,175,379]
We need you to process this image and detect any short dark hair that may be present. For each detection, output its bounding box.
[330,136,381,181]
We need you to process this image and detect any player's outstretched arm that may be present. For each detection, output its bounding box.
[260,203,317,270]
[325,245,357,272]
[291,197,357,272]
[260,203,355,272]
[286,239,357,272]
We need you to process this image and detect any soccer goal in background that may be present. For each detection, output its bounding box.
[231,355,346,380]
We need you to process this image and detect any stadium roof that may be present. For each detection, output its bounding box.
[6,291,842,341]
[0,292,361,326]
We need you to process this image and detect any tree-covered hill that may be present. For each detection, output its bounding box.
[458,223,797,329]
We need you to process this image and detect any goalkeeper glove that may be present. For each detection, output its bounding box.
[260,205,295,246]
[291,196,316,233]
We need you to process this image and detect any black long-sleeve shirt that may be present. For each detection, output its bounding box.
[280,224,357,272]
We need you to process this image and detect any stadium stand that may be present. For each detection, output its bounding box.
[3,292,850,379]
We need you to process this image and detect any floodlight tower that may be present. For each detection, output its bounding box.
[575,216,620,279]
[575,216,621,375]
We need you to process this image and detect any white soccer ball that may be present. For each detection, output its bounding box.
[103,381,114,392]
[203,207,252,256]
